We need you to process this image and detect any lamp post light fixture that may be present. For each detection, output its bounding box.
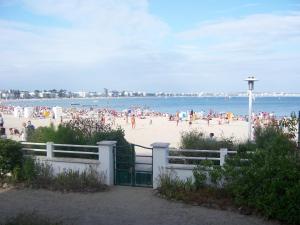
[245,76,258,141]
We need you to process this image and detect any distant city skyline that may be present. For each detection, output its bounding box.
[1,88,300,100]
[0,0,299,92]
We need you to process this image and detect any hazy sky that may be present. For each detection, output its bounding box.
[0,0,300,92]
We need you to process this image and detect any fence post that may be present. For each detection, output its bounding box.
[46,142,54,159]
[97,141,116,186]
[151,142,170,189]
[220,148,228,166]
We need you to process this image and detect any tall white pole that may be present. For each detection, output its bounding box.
[248,89,253,141]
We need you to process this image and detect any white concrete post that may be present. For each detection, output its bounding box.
[46,142,54,159]
[97,141,116,186]
[248,89,253,141]
[220,148,228,166]
[151,142,170,189]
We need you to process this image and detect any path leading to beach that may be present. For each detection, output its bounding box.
[0,186,275,225]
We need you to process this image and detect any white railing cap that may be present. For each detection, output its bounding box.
[97,141,117,146]
[151,142,170,148]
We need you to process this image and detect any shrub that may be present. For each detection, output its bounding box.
[21,160,106,192]
[53,167,106,192]
[0,139,22,178]
[27,118,129,146]
[27,118,132,159]
[157,169,195,199]
[224,126,300,224]
[21,157,37,182]
[180,130,235,150]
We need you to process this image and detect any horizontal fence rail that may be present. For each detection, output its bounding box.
[21,142,99,159]
[168,156,220,161]
[168,148,237,166]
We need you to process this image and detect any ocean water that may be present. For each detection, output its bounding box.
[1,97,300,117]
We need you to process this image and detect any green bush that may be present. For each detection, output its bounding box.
[180,130,235,150]
[27,119,131,159]
[20,160,106,192]
[0,139,23,178]
[224,126,300,224]
[27,119,128,146]
[21,157,37,182]
[157,170,195,200]
[53,167,106,192]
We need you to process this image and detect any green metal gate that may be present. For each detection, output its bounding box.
[114,143,153,187]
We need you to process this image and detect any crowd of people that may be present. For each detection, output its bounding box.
[0,104,286,141]
[0,111,35,141]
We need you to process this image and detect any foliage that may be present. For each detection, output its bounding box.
[28,118,129,146]
[1,212,65,225]
[157,169,232,209]
[157,169,195,200]
[0,139,23,178]
[27,118,131,159]
[160,124,300,224]
[224,126,300,224]
[180,130,235,150]
[15,158,107,192]
[53,167,106,192]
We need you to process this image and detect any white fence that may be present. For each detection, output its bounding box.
[21,141,116,186]
[22,141,235,189]
[152,143,237,188]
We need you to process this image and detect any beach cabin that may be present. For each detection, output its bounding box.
[24,107,34,118]
[13,106,23,118]
[53,106,63,119]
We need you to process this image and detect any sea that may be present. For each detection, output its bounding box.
[1,97,300,117]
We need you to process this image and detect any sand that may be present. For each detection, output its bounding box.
[2,114,248,147]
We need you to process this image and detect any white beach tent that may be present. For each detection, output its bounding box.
[13,106,23,118]
[53,106,63,119]
[179,112,188,121]
[24,107,34,118]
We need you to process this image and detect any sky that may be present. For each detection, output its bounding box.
[0,0,299,92]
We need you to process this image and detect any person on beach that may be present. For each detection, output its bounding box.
[207,114,212,126]
[176,111,180,126]
[189,109,194,125]
[100,115,105,125]
[0,113,4,127]
[125,112,129,124]
[131,114,136,129]
[20,122,27,141]
[27,121,35,131]
[0,124,6,139]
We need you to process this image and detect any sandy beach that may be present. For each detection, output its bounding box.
[2,114,248,147]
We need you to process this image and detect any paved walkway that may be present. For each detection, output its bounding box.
[0,186,276,225]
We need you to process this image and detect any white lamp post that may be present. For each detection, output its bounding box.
[245,76,258,141]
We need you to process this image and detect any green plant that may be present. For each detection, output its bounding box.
[27,118,131,159]
[0,139,22,178]
[157,169,193,200]
[180,130,235,150]
[224,126,300,224]
[193,165,207,189]
[21,157,37,182]
[21,161,106,192]
[53,166,106,192]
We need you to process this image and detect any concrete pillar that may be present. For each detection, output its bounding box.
[97,141,116,186]
[220,148,228,166]
[151,142,170,189]
[46,142,54,159]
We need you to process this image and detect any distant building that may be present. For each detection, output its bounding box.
[104,88,108,97]
[75,91,88,98]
